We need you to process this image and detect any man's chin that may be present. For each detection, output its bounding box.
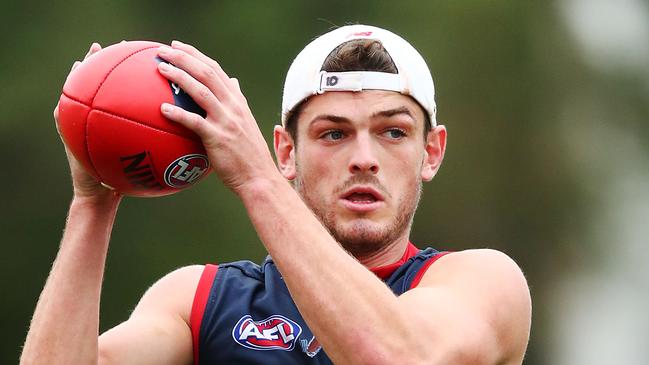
[331,220,396,256]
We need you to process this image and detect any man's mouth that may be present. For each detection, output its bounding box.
[340,186,384,212]
[345,192,379,204]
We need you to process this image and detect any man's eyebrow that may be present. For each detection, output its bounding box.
[308,106,415,126]
[309,114,351,126]
[371,106,415,120]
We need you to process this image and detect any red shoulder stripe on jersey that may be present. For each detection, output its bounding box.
[409,252,452,289]
[370,242,420,280]
[190,264,218,365]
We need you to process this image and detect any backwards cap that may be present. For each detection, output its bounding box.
[281,24,437,126]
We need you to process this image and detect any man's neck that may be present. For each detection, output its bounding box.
[354,236,410,269]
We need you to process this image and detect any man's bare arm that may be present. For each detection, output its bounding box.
[21,42,121,364]
[238,176,531,365]
[157,41,532,365]
[156,42,532,364]
[20,195,119,365]
[21,43,197,365]
[20,184,198,365]
[97,266,200,365]
[400,249,532,364]
[20,200,198,365]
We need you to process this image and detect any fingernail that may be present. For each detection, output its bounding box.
[158,46,172,55]
[161,103,172,114]
[171,40,184,47]
[158,62,171,72]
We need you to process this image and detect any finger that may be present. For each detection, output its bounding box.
[230,77,240,91]
[157,61,223,117]
[160,102,212,139]
[84,42,102,60]
[53,102,60,121]
[67,44,100,79]
[66,61,82,83]
[229,77,249,106]
[70,60,81,72]
[229,77,246,97]
[54,106,65,145]
[157,46,235,104]
[170,40,238,95]
[229,77,242,100]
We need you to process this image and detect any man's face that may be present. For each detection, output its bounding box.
[277,90,444,257]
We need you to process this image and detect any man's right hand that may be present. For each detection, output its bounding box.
[54,42,120,201]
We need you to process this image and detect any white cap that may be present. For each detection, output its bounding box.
[281,24,437,126]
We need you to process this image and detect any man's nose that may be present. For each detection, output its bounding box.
[349,134,379,175]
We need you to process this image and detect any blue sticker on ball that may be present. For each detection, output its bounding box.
[163,153,210,188]
[154,56,207,117]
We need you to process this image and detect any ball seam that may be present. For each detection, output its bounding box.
[86,45,161,185]
[58,93,104,182]
[62,91,201,142]
[89,45,160,106]
[91,108,203,142]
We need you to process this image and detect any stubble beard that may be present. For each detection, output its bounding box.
[294,172,422,259]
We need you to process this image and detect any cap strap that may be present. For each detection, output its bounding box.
[317,71,401,94]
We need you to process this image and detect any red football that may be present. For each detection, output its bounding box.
[57,41,210,197]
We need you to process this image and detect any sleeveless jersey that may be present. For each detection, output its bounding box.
[190,243,449,364]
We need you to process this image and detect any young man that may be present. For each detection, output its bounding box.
[21,25,531,364]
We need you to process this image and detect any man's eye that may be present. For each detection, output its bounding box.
[383,129,406,139]
[322,130,344,140]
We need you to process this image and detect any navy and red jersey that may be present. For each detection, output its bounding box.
[190,243,449,364]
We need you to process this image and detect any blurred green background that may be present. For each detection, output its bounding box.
[2,1,648,364]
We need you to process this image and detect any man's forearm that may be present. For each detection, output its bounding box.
[239,177,421,364]
[21,195,121,365]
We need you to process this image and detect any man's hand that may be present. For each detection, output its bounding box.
[155,41,280,194]
[54,42,120,202]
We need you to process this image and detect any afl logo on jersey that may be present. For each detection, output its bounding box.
[163,154,209,188]
[232,314,302,351]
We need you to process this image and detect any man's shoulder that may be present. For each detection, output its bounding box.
[127,265,205,330]
[440,248,520,265]
[417,248,531,331]
[140,265,205,299]
[421,248,528,288]
[412,249,532,363]
[153,264,206,288]
[158,257,268,285]
[167,263,206,275]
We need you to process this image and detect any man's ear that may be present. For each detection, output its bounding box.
[421,125,447,181]
[274,125,296,180]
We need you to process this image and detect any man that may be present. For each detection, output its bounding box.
[21,24,531,364]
